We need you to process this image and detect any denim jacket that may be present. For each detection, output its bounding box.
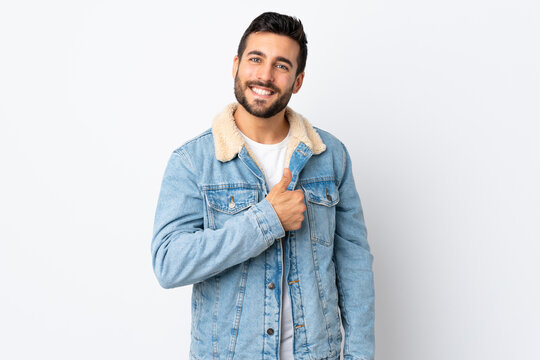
[152,103,375,360]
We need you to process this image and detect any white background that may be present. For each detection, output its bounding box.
[1,1,539,359]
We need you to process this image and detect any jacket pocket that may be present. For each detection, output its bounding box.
[302,180,339,246]
[204,187,259,229]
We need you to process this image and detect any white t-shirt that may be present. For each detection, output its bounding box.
[240,130,294,360]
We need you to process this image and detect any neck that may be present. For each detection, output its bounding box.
[233,104,290,144]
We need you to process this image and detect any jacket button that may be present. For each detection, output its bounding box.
[267,328,274,335]
[268,282,275,290]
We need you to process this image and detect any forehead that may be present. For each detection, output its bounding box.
[242,32,300,64]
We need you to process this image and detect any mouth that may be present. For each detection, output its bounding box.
[249,85,276,99]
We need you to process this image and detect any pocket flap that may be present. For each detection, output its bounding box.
[302,180,340,207]
[205,188,258,214]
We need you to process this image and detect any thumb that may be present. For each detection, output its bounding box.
[277,168,292,191]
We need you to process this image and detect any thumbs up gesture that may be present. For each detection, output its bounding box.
[266,168,306,231]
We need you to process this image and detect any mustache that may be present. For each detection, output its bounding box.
[245,81,280,93]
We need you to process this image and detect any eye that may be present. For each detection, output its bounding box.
[249,57,261,63]
[276,64,288,71]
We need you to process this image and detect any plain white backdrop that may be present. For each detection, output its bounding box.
[1,1,539,359]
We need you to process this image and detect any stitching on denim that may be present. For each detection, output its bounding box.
[192,284,201,342]
[302,182,340,207]
[175,148,196,173]
[288,232,310,357]
[305,201,332,246]
[259,199,283,245]
[298,176,336,185]
[310,240,335,354]
[257,205,270,242]
[209,202,256,215]
[205,191,258,214]
[226,260,251,359]
[238,147,267,182]
[338,141,347,188]
[306,196,340,208]
[174,149,205,213]
[212,275,220,359]
[204,195,216,230]
[176,128,212,150]
[335,254,349,355]
[252,209,269,246]
[199,183,263,191]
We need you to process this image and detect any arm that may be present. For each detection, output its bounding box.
[151,149,285,288]
[333,143,375,360]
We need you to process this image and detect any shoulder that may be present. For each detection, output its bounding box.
[172,128,214,157]
[309,126,355,186]
[312,126,348,155]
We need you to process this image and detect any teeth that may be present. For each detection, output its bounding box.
[252,87,272,96]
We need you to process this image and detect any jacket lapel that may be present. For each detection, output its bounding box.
[286,142,313,191]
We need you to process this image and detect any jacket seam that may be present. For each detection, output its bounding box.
[177,128,213,149]
[335,266,348,354]
[212,275,220,358]
[200,183,263,191]
[298,176,336,185]
[310,238,336,355]
[250,206,273,247]
[226,260,251,359]
[174,148,196,174]
[336,141,347,189]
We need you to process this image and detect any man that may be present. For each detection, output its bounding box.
[152,12,374,360]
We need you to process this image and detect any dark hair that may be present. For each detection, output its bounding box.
[237,12,308,76]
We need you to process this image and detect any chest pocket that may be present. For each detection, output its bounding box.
[204,187,259,229]
[301,180,340,246]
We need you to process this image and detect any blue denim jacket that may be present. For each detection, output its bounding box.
[152,104,374,360]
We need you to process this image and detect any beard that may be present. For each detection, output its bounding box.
[234,73,294,119]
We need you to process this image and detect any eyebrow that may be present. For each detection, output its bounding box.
[246,50,294,68]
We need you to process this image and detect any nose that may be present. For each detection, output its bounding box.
[256,62,274,83]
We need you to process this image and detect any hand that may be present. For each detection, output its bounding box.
[266,168,306,231]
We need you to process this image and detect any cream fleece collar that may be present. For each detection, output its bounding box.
[212,103,326,168]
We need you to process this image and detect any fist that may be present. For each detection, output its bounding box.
[266,168,306,231]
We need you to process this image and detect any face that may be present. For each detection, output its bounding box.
[233,32,304,118]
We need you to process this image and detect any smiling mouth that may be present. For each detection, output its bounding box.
[249,86,275,97]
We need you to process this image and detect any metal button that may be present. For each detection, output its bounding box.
[229,195,236,209]
[326,188,332,201]
[267,328,274,335]
[268,282,275,290]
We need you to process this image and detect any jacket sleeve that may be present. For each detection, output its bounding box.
[151,148,285,289]
[333,143,375,360]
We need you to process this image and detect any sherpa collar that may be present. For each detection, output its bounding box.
[212,103,326,167]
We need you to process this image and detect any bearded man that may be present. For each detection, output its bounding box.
[152,12,375,360]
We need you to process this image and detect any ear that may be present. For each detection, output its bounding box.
[232,55,239,79]
[292,72,305,94]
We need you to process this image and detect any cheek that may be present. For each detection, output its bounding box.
[238,62,256,76]
[280,78,296,92]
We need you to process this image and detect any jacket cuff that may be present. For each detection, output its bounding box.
[250,198,285,246]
